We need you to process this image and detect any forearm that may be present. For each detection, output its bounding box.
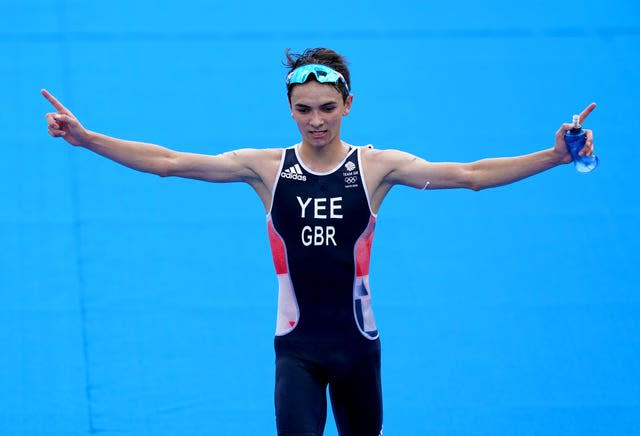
[81,131,175,176]
[469,147,566,191]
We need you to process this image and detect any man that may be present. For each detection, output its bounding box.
[43,47,595,436]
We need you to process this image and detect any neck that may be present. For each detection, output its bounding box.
[298,138,350,172]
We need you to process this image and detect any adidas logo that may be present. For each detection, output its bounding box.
[345,161,356,172]
[281,164,307,181]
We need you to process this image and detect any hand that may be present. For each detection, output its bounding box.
[553,102,596,164]
[42,89,91,147]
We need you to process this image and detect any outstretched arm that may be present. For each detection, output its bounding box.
[42,89,273,183]
[362,103,597,212]
[380,103,597,191]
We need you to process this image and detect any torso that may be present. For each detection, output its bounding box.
[267,145,379,341]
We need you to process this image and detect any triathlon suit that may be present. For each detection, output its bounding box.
[267,145,383,436]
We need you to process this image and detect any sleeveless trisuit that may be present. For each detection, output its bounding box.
[268,145,383,436]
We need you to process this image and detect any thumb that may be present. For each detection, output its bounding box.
[556,123,575,136]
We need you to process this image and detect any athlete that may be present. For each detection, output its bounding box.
[43,48,596,436]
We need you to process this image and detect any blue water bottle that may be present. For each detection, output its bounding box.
[565,114,598,173]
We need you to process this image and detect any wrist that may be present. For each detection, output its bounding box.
[81,130,100,148]
[549,146,571,166]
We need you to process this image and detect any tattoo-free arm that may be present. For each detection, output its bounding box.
[43,89,260,183]
[386,148,565,191]
[384,103,596,191]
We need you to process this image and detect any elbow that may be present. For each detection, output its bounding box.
[154,161,172,178]
[468,174,487,191]
[469,177,502,192]
[156,152,179,178]
[466,179,485,191]
[461,164,484,191]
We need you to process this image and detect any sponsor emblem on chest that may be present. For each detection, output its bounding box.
[343,161,359,188]
[281,163,307,181]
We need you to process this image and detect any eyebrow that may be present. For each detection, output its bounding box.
[294,102,338,109]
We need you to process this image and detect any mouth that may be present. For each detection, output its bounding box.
[309,130,328,139]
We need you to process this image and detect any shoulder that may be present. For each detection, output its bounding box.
[224,147,283,171]
[224,147,283,162]
[360,145,420,159]
[360,146,425,172]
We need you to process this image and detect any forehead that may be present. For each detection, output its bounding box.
[289,81,342,105]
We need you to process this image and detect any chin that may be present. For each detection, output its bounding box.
[307,134,334,147]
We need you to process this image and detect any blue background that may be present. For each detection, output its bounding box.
[2,1,639,435]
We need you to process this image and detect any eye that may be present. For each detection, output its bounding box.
[296,107,310,114]
[322,106,336,112]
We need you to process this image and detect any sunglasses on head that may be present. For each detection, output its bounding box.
[286,64,350,94]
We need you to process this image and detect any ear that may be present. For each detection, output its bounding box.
[342,94,354,116]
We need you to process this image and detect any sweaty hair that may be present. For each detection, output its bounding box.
[284,48,351,103]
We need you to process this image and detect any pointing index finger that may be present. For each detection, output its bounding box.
[41,89,68,113]
[578,102,597,125]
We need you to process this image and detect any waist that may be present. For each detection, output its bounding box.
[275,333,381,353]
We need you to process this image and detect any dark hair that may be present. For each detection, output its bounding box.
[284,48,351,103]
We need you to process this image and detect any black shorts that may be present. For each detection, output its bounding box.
[274,336,383,436]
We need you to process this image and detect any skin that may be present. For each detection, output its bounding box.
[288,81,353,171]
[42,83,596,214]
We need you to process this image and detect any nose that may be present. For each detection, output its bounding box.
[309,110,324,129]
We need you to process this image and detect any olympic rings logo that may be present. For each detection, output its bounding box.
[344,176,358,184]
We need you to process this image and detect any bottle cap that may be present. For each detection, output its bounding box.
[572,114,581,129]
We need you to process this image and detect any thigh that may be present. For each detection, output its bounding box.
[275,353,328,436]
[328,348,383,436]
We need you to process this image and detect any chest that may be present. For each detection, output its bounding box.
[270,149,371,248]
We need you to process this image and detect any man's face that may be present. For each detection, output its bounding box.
[289,81,353,148]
